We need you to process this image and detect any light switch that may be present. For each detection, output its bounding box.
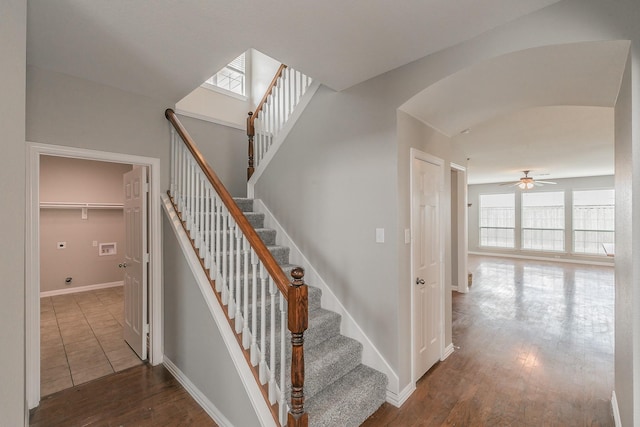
[375,228,385,243]
[92,240,98,247]
[404,228,411,244]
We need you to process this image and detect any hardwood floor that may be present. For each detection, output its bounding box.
[29,364,216,426]
[31,255,614,426]
[363,255,614,427]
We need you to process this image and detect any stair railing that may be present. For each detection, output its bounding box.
[166,108,309,427]
[247,65,313,179]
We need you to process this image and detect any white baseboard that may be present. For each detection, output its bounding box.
[252,199,402,403]
[612,390,622,427]
[163,356,234,427]
[442,343,455,360]
[468,251,614,267]
[162,195,277,427]
[387,382,416,408]
[39,281,123,298]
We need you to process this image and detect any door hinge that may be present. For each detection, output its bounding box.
[144,183,150,193]
[143,323,150,335]
[144,253,150,263]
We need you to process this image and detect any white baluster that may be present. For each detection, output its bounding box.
[268,277,277,404]
[203,184,211,270]
[194,174,201,248]
[242,236,250,346]
[250,249,259,365]
[228,220,236,317]
[221,206,229,305]
[235,226,243,333]
[170,129,176,196]
[279,292,287,424]
[259,264,268,384]
[215,199,223,291]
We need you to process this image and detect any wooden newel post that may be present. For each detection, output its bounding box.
[247,111,255,180]
[288,267,309,427]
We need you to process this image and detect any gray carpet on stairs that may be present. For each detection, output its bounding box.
[232,198,388,426]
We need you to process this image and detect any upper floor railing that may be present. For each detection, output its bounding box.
[247,65,313,179]
[166,108,309,427]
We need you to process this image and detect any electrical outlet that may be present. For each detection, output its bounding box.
[92,240,98,247]
[57,242,66,249]
[375,228,385,243]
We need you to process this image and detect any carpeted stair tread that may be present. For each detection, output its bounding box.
[243,212,265,228]
[288,335,363,400]
[305,364,388,427]
[233,197,254,212]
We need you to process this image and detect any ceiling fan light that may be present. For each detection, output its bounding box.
[518,182,526,189]
[526,182,534,190]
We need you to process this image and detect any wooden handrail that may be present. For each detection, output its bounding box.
[165,108,290,297]
[253,64,287,121]
[247,64,287,180]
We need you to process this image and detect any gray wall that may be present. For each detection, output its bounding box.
[176,114,247,198]
[468,175,615,264]
[26,65,170,189]
[254,1,640,415]
[1,1,26,424]
[40,157,131,292]
[162,213,260,427]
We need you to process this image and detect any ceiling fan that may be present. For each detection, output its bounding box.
[500,170,557,190]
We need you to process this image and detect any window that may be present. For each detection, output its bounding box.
[479,193,515,248]
[573,189,614,255]
[203,52,246,96]
[521,192,565,252]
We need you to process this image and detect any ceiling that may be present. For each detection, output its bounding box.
[27,0,562,102]
[400,41,629,184]
[27,1,626,186]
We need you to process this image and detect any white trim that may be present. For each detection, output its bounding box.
[409,148,446,386]
[252,199,403,404]
[39,281,123,298]
[468,251,614,267]
[25,142,164,410]
[174,109,245,131]
[386,382,416,408]
[441,343,455,361]
[450,163,469,293]
[162,195,276,427]
[611,390,622,427]
[247,81,321,198]
[200,82,248,101]
[163,357,234,427]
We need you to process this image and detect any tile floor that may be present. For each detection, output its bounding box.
[40,286,143,397]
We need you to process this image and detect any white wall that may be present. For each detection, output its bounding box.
[0,1,26,424]
[176,48,282,129]
[162,214,261,427]
[468,175,615,264]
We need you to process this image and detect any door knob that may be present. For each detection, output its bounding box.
[118,262,128,268]
[416,277,425,285]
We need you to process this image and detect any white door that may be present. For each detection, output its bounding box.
[412,156,442,380]
[123,166,148,360]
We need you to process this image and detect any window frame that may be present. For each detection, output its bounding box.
[571,188,615,257]
[520,191,566,253]
[201,52,249,101]
[479,193,516,249]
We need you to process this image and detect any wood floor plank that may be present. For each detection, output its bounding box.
[29,364,216,427]
[363,255,614,427]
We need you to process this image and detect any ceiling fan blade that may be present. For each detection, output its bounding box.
[499,182,520,186]
[536,180,557,184]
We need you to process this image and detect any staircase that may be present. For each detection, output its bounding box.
[234,197,388,426]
